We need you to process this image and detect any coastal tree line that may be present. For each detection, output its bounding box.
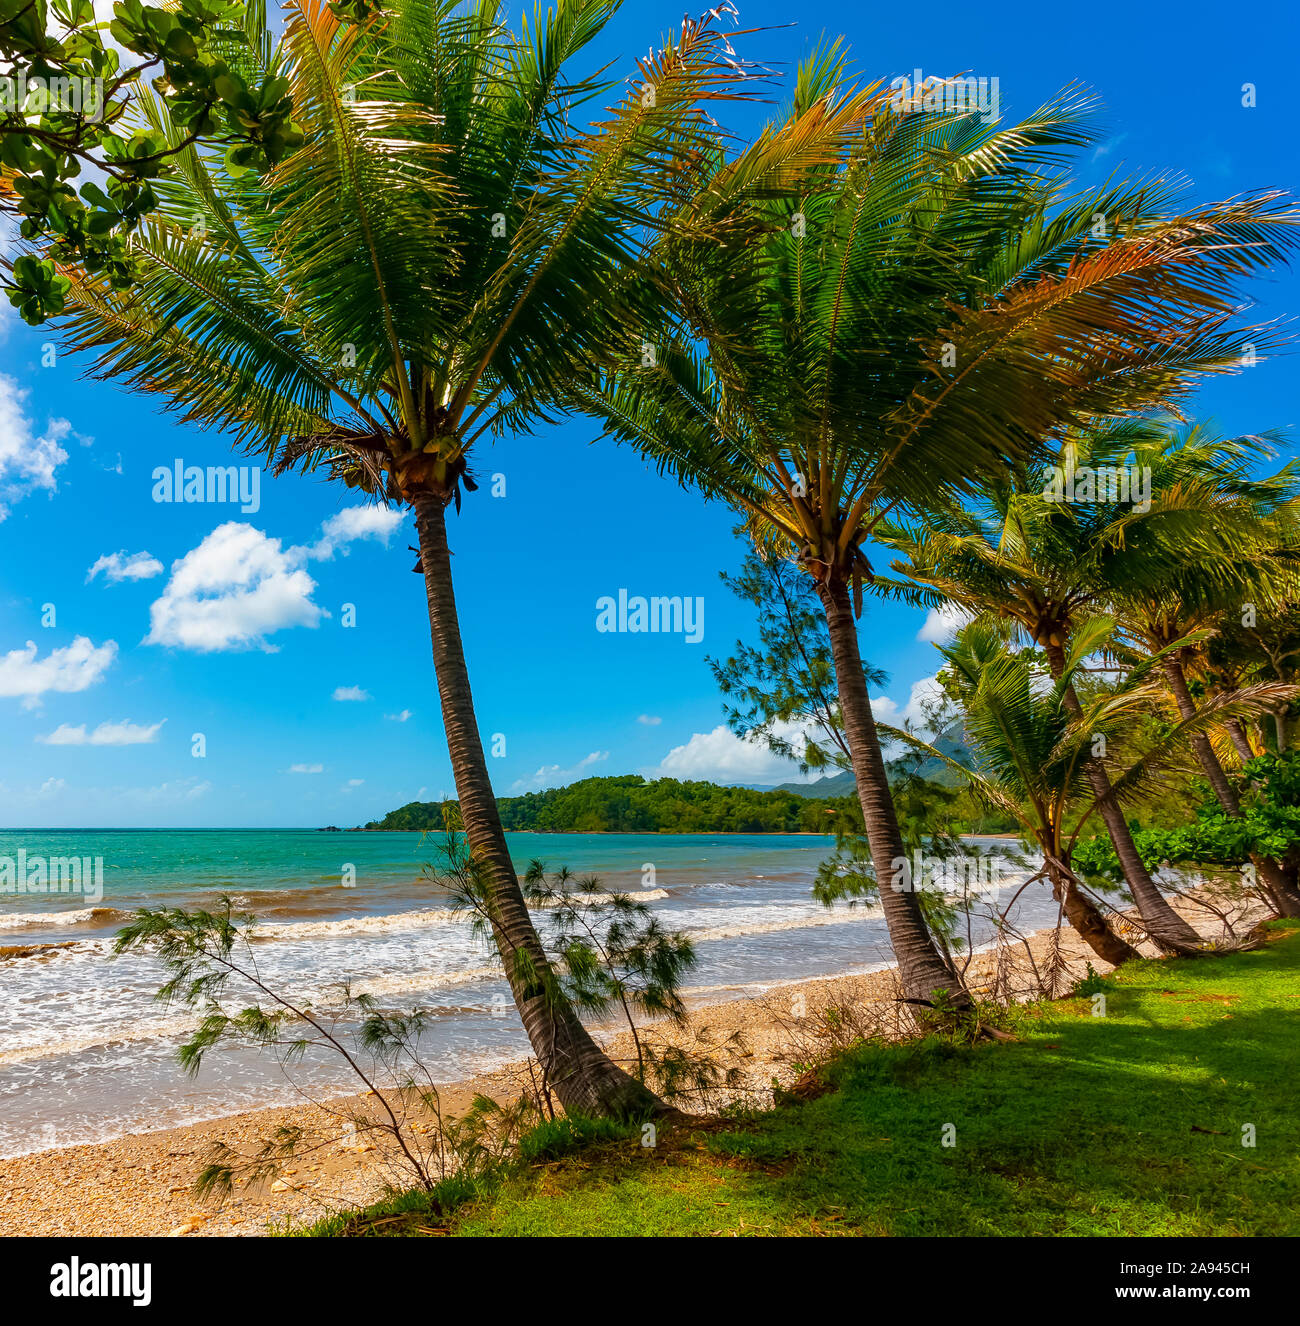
[366,773,1001,834]
[371,776,843,834]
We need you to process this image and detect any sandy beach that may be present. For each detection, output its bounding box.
[0,886,1257,1237]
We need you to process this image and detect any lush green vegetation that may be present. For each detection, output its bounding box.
[303,922,1300,1237]
[367,775,845,834]
[2,0,310,323]
[363,772,1017,835]
[1077,751,1300,884]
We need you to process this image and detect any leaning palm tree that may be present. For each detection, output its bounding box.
[877,420,1300,951]
[898,617,1266,966]
[573,52,1299,1005]
[44,0,805,1115]
[1105,425,1300,914]
[911,618,1143,965]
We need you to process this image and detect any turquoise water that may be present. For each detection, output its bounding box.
[0,828,1047,1156]
[0,828,839,927]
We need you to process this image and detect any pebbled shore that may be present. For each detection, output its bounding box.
[0,886,1254,1237]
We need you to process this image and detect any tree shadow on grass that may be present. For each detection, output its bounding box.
[696,939,1299,1236]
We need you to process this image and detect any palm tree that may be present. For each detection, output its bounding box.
[1105,425,1300,915]
[877,421,1297,951]
[47,0,774,1116]
[898,617,1260,966]
[574,55,1299,1004]
[1205,599,1300,757]
[884,425,1300,936]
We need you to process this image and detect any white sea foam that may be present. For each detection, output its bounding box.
[0,906,123,931]
[0,951,508,1068]
[0,1011,202,1067]
[564,888,669,905]
[685,905,883,944]
[256,907,464,940]
[254,890,671,941]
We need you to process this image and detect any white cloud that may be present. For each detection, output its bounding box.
[332,685,370,702]
[288,763,324,774]
[147,523,323,652]
[650,720,819,786]
[311,504,404,559]
[512,750,608,794]
[917,602,971,644]
[38,719,165,746]
[871,676,948,743]
[346,778,365,787]
[0,373,72,520]
[11,774,211,819]
[650,679,949,785]
[0,637,117,706]
[385,708,412,722]
[901,675,947,730]
[137,505,418,654]
[127,777,211,803]
[637,714,662,726]
[87,550,164,584]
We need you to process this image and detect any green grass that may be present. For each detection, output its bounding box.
[309,921,1300,1237]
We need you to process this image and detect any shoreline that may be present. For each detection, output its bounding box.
[340,829,1020,837]
[0,885,1251,1238]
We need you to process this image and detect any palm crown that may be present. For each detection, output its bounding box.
[880,422,1300,651]
[44,0,818,1117]
[575,52,1298,597]
[53,0,772,507]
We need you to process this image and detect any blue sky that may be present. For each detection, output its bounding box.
[0,0,1296,827]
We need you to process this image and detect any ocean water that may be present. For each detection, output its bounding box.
[0,828,1059,1157]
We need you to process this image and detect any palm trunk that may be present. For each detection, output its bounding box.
[1049,866,1140,967]
[1160,656,1242,814]
[1226,719,1256,766]
[413,493,660,1117]
[816,578,971,1011]
[1163,654,1300,919]
[1044,644,1205,953]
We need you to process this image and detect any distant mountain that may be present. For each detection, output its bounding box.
[762,771,857,798]
[895,720,973,787]
[751,722,974,797]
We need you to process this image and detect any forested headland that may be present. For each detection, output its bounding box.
[360,771,1021,835]
[366,774,844,833]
